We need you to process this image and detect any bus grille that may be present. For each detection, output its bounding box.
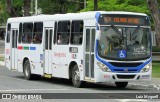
[109,62,142,67]
[116,75,135,79]
[113,69,138,72]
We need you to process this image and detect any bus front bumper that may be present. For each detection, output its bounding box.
[95,69,152,83]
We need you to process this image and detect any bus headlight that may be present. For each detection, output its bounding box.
[140,62,151,73]
[97,62,111,72]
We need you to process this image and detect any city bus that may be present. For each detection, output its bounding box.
[5,11,152,88]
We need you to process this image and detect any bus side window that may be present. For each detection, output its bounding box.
[57,21,70,45]
[6,23,11,43]
[54,22,57,44]
[33,22,43,44]
[71,21,83,45]
[18,23,22,43]
[22,23,33,43]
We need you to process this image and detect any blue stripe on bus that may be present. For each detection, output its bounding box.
[30,47,36,50]
[95,12,101,30]
[95,12,101,23]
[95,40,151,73]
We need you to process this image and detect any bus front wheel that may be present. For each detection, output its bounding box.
[72,65,84,88]
[24,60,33,80]
[115,82,128,88]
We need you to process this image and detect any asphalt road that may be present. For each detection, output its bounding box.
[0,65,159,102]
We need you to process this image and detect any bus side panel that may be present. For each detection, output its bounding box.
[17,44,30,73]
[29,44,43,75]
[17,43,23,72]
[52,45,69,78]
[17,44,44,75]
[75,46,84,80]
[5,27,11,70]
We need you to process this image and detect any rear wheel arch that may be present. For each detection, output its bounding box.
[69,61,77,79]
[23,57,30,73]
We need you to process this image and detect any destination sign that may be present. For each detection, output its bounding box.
[98,14,149,26]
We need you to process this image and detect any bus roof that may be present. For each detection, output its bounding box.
[7,11,148,23]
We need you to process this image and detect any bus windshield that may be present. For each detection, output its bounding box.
[98,26,151,61]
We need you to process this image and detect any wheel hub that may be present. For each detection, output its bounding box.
[74,70,80,83]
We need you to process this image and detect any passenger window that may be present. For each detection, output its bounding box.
[54,22,57,44]
[6,23,11,43]
[18,23,22,43]
[22,23,33,43]
[71,21,83,45]
[33,22,43,44]
[57,21,70,45]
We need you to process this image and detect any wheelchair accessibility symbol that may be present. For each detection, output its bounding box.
[118,50,126,58]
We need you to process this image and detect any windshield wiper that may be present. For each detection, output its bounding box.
[111,25,123,39]
[131,26,140,40]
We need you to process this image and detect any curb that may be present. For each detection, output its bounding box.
[0,61,5,66]
[129,83,160,90]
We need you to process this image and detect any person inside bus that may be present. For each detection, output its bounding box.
[57,34,62,44]
[23,34,31,43]
[33,34,41,43]
[79,33,83,44]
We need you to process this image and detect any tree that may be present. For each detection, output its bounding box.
[147,0,160,46]
[6,0,31,17]
[82,0,149,14]
[6,0,18,17]
[39,0,84,14]
[94,0,98,11]
[23,0,31,16]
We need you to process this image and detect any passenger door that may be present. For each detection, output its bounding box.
[11,29,18,70]
[44,28,53,74]
[84,27,96,80]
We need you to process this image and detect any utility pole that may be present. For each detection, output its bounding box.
[84,0,86,8]
[35,0,38,15]
[31,0,34,15]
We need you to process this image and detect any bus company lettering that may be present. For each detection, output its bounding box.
[133,46,146,55]
[54,52,66,58]
[6,49,10,54]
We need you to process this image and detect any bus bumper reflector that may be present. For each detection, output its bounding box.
[44,74,52,78]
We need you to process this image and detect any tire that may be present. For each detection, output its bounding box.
[72,65,84,88]
[115,82,128,88]
[24,60,33,80]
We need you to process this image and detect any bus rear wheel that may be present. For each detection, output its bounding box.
[115,82,128,88]
[72,65,84,88]
[24,60,33,80]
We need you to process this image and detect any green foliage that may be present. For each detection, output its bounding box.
[82,0,150,15]
[152,62,160,78]
[0,0,9,25]
[116,0,126,4]
[0,56,4,61]
[152,46,160,52]
[39,0,84,14]
[12,0,23,16]
[127,0,144,6]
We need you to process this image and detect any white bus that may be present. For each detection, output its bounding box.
[5,11,152,88]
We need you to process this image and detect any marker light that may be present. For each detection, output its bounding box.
[140,62,151,73]
[97,62,111,72]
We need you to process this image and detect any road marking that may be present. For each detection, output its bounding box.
[0,88,69,92]
[116,99,149,102]
[129,83,160,90]
[0,75,26,81]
